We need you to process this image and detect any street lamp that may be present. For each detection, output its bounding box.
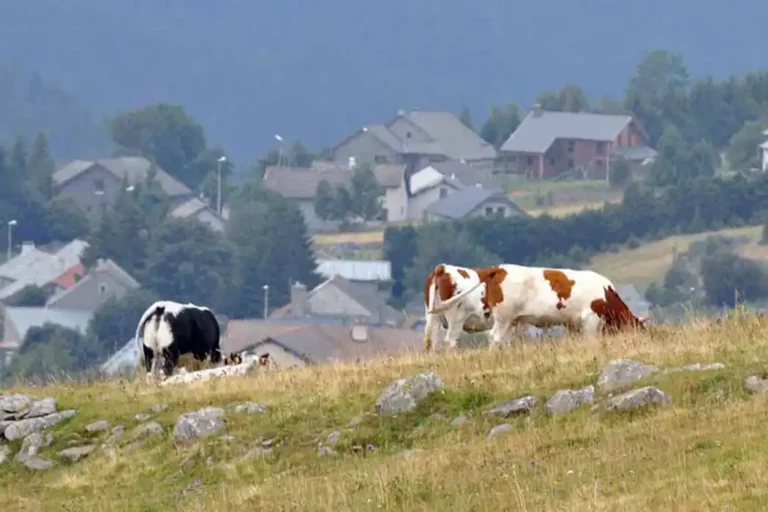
[216,156,227,216]
[7,220,17,261]
[263,284,270,319]
[274,134,284,167]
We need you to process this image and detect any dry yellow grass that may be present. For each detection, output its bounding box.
[591,225,763,290]
[3,314,768,510]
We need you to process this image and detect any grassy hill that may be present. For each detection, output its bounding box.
[3,314,768,510]
[591,225,764,291]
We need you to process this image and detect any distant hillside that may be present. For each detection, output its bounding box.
[0,61,111,163]
[1,1,767,163]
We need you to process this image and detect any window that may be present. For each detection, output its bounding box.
[568,158,574,168]
[94,178,105,195]
[568,141,575,153]
[485,207,493,216]
[549,157,555,166]
[98,283,108,295]
[406,131,412,139]
[595,159,603,168]
[527,156,534,166]
[439,187,448,199]
[496,206,505,216]
[374,155,387,163]
[596,142,605,155]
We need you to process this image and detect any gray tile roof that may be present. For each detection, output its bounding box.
[425,187,527,220]
[264,164,403,199]
[3,307,94,346]
[45,258,139,307]
[53,157,192,198]
[428,161,505,189]
[500,111,633,154]
[372,164,405,188]
[366,124,405,151]
[0,240,89,301]
[316,259,392,282]
[398,111,498,161]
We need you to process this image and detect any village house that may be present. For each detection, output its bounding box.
[52,156,225,230]
[423,187,528,223]
[45,258,140,310]
[499,106,657,180]
[332,110,498,172]
[405,165,464,220]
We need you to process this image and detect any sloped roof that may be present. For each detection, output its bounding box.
[53,157,191,198]
[264,164,403,199]
[99,337,139,377]
[372,164,405,188]
[501,111,633,154]
[222,320,421,364]
[425,187,527,220]
[316,259,392,281]
[395,111,498,161]
[3,307,94,345]
[0,239,90,300]
[366,124,405,151]
[409,166,452,195]
[428,161,502,189]
[46,258,139,307]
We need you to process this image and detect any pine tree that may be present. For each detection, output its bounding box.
[27,132,55,199]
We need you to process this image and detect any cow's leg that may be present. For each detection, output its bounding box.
[580,310,602,340]
[143,344,154,373]
[489,318,514,347]
[442,309,468,350]
[161,345,180,378]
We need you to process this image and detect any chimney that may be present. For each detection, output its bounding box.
[290,281,308,317]
[532,102,543,117]
[348,156,356,169]
[20,241,35,256]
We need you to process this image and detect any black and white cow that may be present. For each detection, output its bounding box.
[135,300,222,378]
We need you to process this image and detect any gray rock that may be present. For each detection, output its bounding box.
[0,394,32,419]
[668,362,726,373]
[15,432,53,462]
[173,409,225,443]
[3,410,77,441]
[134,413,152,422]
[451,415,468,427]
[102,425,125,447]
[24,457,54,471]
[85,420,110,433]
[745,375,768,393]
[605,386,671,411]
[24,398,57,419]
[0,421,10,436]
[347,416,363,427]
[488,424,513,439]
[326,430,341,444]
[597,359,659,392]
[151,404,168,413]
[261,438,275,447]
[318,446,338,457]
[59,445,96,462]
[483,395,538,418]
[546,385,595,414]
[0,445,9,464]
[374,372,444,415]
[131,421,164,440]
[234,402,266,414]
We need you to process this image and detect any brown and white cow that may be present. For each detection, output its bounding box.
[423,263,495,351]
[428,264,646,345]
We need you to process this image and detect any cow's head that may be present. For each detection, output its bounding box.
[223,352,244,366]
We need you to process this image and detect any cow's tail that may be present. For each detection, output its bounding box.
[135,303,164,365]
[423,276,439,352]
[427,279,484,315]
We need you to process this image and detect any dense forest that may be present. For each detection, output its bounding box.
[1,1,767,161]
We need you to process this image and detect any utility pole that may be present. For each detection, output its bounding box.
[6,220,17,261]
[216,156,227,215]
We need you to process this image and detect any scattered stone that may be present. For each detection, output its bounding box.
[597,359,659,392]
[242,446,272,460]
[134,413,152,422]
[102,426,125,447]
[234,402,266,414]
[173,408,225,443]
[605,386,671,411]
[745,375,768,393]
[59,445,96,462]
[132,421,164,441]
[451,415,468,427]
[25,398,58,419]
[261,438,275,448]
[85,420,110,433]
[488,424,513,439]
[0,394,33,420]
[347,416,363,427]
[324,430,342,444]
[546,385,595,414]
[318,446,338,457]
[15,432,53,462]
[483,395,538,418]
[0,421,10,436]
[375,372,444,415]
[4,410,77,441]
[0,445,10,465]
[24,457,54,471]
[667,362,726,373]
[151,404,168,413]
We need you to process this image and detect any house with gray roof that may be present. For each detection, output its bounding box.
[332,110,498,172]
[424,187,528,223]
[46,258,140,311]
[499,105,657,180]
